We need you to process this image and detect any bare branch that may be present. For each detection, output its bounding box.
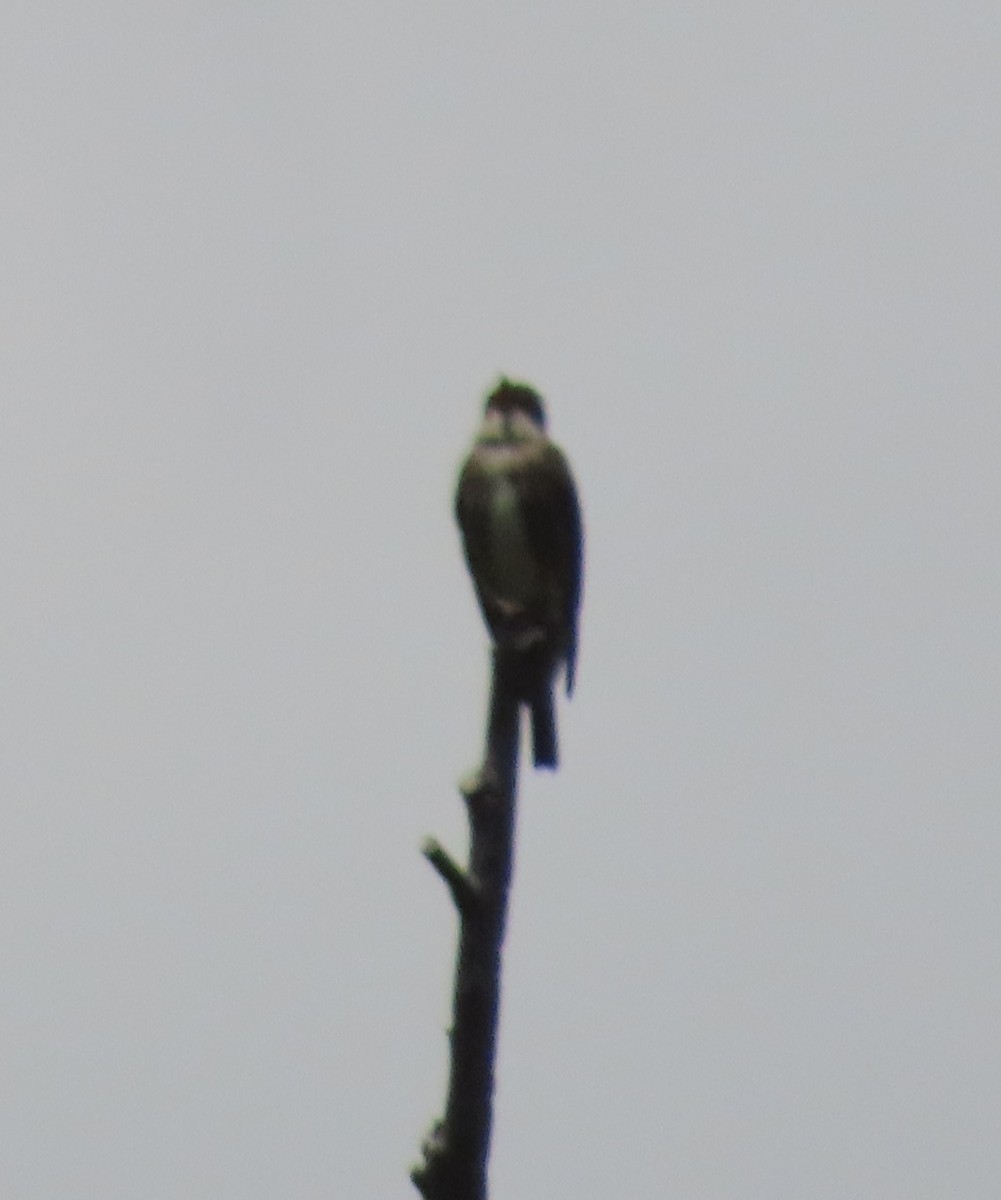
[412,647,524,1200]
[422,838,478,915]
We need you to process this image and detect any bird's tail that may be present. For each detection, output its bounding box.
[529,680,558,769]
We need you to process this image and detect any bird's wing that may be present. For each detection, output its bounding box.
[519,443,583,694]
[455,455,501,634]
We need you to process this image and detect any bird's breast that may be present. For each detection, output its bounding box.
[487,477,539,601]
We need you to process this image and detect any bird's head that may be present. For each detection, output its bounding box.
[480,378,547,442]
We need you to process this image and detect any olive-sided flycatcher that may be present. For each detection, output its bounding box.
[455,378,583,769]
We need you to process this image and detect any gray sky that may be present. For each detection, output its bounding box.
[3,3,1000,1197]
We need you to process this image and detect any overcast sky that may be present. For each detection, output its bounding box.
[3,3,1000,1197]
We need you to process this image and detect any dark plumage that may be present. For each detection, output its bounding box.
[455,379,583,768]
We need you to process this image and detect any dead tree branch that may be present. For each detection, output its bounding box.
[411,647,524,1200]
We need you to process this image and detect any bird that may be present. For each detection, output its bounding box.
[455,378,583,769]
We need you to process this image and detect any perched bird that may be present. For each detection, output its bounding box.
[455,378,583,769]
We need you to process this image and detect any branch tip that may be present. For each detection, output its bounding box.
[422,838,477,913]
[459,764,505,808]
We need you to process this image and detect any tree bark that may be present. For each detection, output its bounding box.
[411,647,523,1200]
